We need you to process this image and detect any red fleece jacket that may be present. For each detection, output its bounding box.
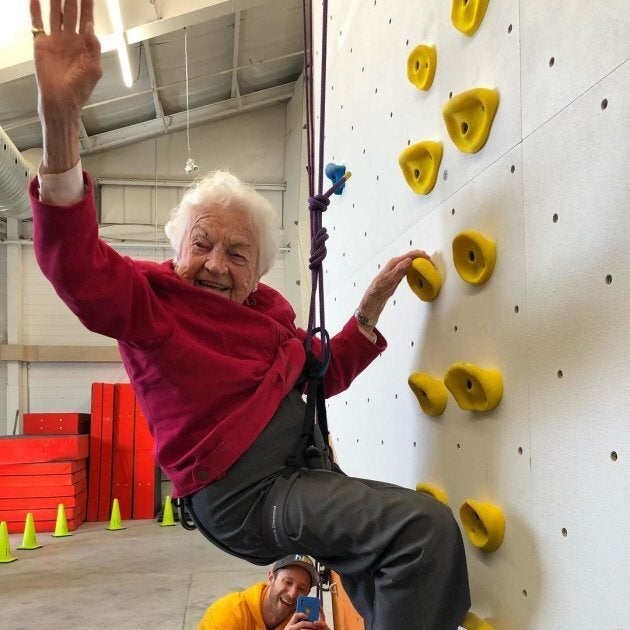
[30,175,386,497]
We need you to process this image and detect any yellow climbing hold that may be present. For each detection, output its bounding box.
[444,362,503,412]
[408,372,448,416]
[460,499,505,552]
[415,482,449,506]
[407,44,437,91]
[443,88,499,153]
[398,141,443,195]
[451,0,491,36]
[406,257,442,302]
[460,611,495,630]
[452,230,497,285]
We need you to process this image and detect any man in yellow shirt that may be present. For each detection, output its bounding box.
[198,554,330,629]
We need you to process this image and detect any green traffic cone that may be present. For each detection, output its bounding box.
[0,521,18,563]
[52,504,72,538]
[18,513,42,550]
[160,496,176,527]
[106,498,126,531]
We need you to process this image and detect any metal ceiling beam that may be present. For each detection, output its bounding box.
[231,9,242,108]
[124,0,270,45]
[82,82,297,155]
[1,50,303,134]
[142,40,169,131]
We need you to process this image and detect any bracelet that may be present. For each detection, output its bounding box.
[354,309,378,329]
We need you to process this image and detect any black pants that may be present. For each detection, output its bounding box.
[186,390,470,629]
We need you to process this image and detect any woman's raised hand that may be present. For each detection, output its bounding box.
[30,0,102,172]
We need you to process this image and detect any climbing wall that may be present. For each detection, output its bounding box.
[309,1,630,628]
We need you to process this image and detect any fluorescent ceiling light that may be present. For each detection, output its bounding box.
[106,0,132,88]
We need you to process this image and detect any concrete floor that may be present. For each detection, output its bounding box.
[2,518,334,630]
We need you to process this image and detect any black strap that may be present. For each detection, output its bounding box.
[283,350,332,477]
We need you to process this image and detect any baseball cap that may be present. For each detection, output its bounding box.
[272,554,319,588]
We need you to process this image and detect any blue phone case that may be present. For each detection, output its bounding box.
[296,595,320,622]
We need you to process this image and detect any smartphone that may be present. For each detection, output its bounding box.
[296,595,320,622]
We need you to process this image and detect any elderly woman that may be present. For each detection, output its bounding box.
[28,1,470,628]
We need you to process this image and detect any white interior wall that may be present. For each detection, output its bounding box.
[312,1,630,628]
[0,247,6,424]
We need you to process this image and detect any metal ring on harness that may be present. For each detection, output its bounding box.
[173,497,197,530]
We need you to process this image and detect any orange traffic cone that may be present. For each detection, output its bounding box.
[18,513,42,550]
[51,503,72,537]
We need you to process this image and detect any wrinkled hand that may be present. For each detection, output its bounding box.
[31,0,102,121]
[357,249,433,326]
[285,611,330,630]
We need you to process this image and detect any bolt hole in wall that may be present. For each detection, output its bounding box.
[514,305,519,313]
[518,447,523,455]
[610,451,618,461]
[605,274,613,285]
[557,370,564,379]
[601,98,608,110]
[561,528,568,537]
[549,56,555,67]
[553,213,559,223]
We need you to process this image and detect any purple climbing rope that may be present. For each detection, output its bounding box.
[303,0,350,363]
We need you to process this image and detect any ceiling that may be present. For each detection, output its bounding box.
[0,0,305,156]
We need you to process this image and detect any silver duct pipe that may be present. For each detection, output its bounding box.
[0,125,32,218]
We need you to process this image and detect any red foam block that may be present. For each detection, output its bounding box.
[23,413,90,435]
[0,460,86,476]
[0,477,87,499]
[5,507,86,534]
[0,435,89,464]
[0,499,87,525]
[0,489,87,510]
[0,468,86,488]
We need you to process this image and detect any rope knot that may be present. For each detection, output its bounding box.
[309,227,328,269]
[308,194,330,213]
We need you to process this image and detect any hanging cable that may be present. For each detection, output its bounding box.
[183,28,199,174]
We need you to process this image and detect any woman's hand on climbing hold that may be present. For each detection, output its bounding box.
[30,0,102,173]
[357,249,433,329]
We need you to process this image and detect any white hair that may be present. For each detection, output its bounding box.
[164,170,279,275]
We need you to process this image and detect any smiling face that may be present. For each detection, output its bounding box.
[174,204,261,304]
[262,566,312,627]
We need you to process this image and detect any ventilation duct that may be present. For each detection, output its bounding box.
[0,125,32,218]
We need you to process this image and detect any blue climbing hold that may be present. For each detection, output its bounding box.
[325,163,347,195]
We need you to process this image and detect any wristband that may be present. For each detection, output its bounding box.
[354,309,378,329]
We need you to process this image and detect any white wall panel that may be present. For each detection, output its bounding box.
[27,363,129,413]
[521,0,630,136]
[311,1,630,628]
[0,246,6,341]
[523,61,630,627]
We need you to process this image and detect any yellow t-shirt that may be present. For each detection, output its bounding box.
[197,582,290,630]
